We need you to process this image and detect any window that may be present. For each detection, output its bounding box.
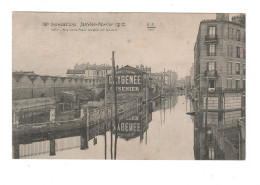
[228,27,233,39]
[208,44,216,56]
[243,64,246,75]
[236,30,240,41]
[208,26,216,36]
[237,46,240,58]
[227,62,232,74]
[236,80,240,89]
[209,80,215,88]
[235,63,240,75]
[231,45,234,57]
[227,45,232,57]
[243,80,245,89]
[243,48,246,59]
[227,79,232,89]
[207,61,216,71]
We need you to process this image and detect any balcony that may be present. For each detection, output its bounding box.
[205,35,218,43]
[204,70,218,79]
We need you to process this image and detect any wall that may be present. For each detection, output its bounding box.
[202,92,243,126]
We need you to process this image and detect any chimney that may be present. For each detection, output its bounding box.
[232,14,245,26]
[216,13,229,21]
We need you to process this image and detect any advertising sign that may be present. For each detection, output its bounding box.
[115,111,152,140]
[108,66,143,93]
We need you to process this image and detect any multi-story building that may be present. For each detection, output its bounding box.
[136,65,152,75]
[165,70,178,87]
[67,63,112,85]
[190,64,195,89]
[194,13,245,92]
[193,13,246,130]
[192,14,246,160]
[150,70,178,87]
[185,76,191,89]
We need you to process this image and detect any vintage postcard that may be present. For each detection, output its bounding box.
[12,12,245,160]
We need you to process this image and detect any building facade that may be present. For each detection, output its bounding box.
[194,13,245,92]
[136,65,152,75]
[67,63,112,85]
[150,70,178,87]
[190,64,195,89]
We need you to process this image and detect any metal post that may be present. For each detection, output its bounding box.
[86,106,89,149]
[111,51,118,160]
[104,71,108,159]
[205,72,209,128]
[50,139,56,156]
[80,106,88,150]
[205,70,209,159]
[13,142,19,159]
[140,114,143,143]
[110,106,113,159]
[49,106,56,156]
[145,72,148,139]
[145,130,148,145]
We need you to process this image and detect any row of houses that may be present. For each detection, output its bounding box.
[67,63,178,88]
[66,63,111,80]
[150,70,178,87]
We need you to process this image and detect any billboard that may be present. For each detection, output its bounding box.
[108,65,143,93]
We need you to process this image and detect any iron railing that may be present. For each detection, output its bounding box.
[205,35,218,43]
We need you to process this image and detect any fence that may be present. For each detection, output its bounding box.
[211,123,239,160]
[16,97,143,158]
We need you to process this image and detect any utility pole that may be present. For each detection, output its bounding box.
[111,51,118,160]
[145,71,148,143]
[205,67,209,159]
[110,105,113,159]
[160,72,163,98]
[104,69,108,159]
[205,70,209,128]
[164,68,166,83]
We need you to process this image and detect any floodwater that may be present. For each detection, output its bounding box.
[30,95,195,160]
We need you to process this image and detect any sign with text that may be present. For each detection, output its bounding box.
[115,111,152,140]
[108,66,143,93]
[115,115,141,139]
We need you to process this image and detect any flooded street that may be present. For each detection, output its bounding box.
[34,95,194,160]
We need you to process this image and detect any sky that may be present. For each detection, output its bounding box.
[12,12,239,79]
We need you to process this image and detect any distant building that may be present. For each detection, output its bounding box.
[67,63,112,85]
[165,70,178,87]
[150,70,178,87]
[185,76,191,89]
[194,13,245,92]
[136,64,151,75]
[176,78,186,91]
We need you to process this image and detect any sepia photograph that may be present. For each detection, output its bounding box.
[12,12,246,160]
